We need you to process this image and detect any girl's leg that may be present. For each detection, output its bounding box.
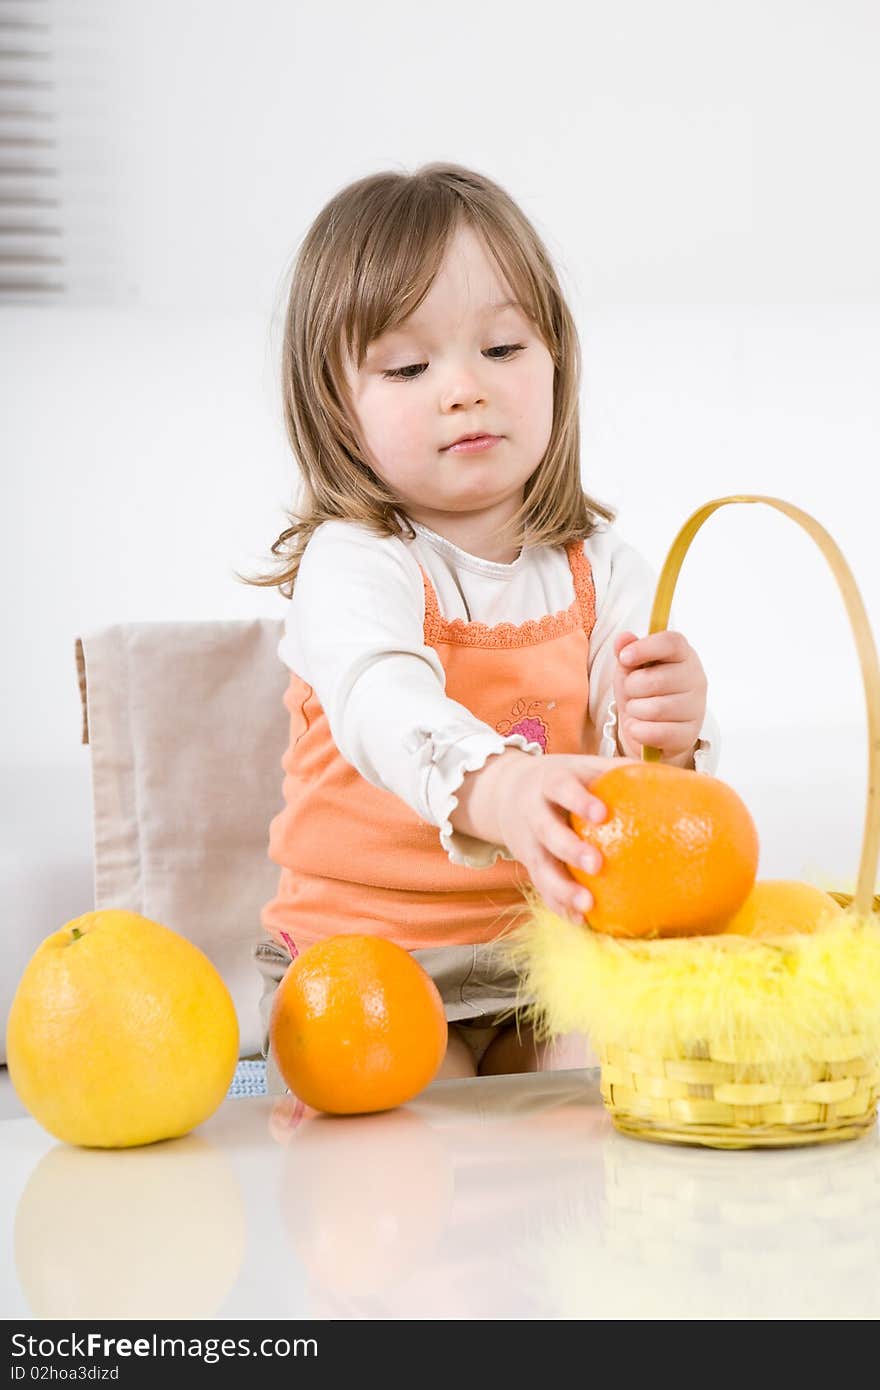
[436,1024,479,1079]
[477,1021,597,1076]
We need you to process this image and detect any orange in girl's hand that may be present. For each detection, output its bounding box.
[269,935,448,1114]
[568,762,759,938]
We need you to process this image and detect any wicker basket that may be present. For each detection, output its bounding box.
[507,495,880,1149]
[599,1033,879,1149]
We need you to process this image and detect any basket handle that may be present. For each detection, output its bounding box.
[641,494,879,918]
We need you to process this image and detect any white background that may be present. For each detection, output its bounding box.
[2,1,878,989]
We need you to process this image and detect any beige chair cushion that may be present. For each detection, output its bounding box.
[75,619,288,1057]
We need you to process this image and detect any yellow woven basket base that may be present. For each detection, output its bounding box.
[599,1044,880,1150]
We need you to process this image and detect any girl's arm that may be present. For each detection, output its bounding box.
[284,520,545,867]
[450,745,635,923]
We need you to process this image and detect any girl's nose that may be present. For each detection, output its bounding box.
[441,381,487,412]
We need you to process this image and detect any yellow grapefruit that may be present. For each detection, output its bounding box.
[720,879,845,937]
[5,909,239,1147]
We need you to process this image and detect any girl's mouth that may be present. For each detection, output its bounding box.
[444,434,503,454]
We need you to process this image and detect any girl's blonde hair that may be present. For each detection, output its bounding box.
[241,161,616,597]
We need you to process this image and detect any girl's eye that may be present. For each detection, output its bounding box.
[381,344,526,382]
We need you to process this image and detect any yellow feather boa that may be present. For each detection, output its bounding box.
[497,894,880,1084]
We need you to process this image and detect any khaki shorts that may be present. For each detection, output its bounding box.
[254,936,532,1096]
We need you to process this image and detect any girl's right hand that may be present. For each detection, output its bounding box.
[479,750,637,923]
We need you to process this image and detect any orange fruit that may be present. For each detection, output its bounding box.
[270,935,448,1114]
[569,762,759,937]
[5,910,239,1148]
[719,879,844,938]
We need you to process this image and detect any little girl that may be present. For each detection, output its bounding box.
[246,161,720,1087]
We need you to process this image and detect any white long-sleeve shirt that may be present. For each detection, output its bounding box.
[278,514,722,868]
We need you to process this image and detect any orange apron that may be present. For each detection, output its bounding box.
[261,541,597,950]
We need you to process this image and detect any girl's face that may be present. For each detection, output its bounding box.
[343,223,556,542]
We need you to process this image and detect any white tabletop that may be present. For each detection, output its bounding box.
[3,1068,879,1322]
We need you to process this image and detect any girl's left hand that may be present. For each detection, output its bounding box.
[612,630,708,764]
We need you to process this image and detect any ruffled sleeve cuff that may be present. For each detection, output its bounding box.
[404,725,544,868]
[597,696,621,759]
[693,708,722,776]
[597,697,721,775]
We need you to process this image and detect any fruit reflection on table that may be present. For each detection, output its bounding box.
[528,1125,880,1320]
[265,1075,880,1320]
[14,1135,246,1321]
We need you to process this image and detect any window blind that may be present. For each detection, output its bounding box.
[1,0,120,305]
[0,0,64,299]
